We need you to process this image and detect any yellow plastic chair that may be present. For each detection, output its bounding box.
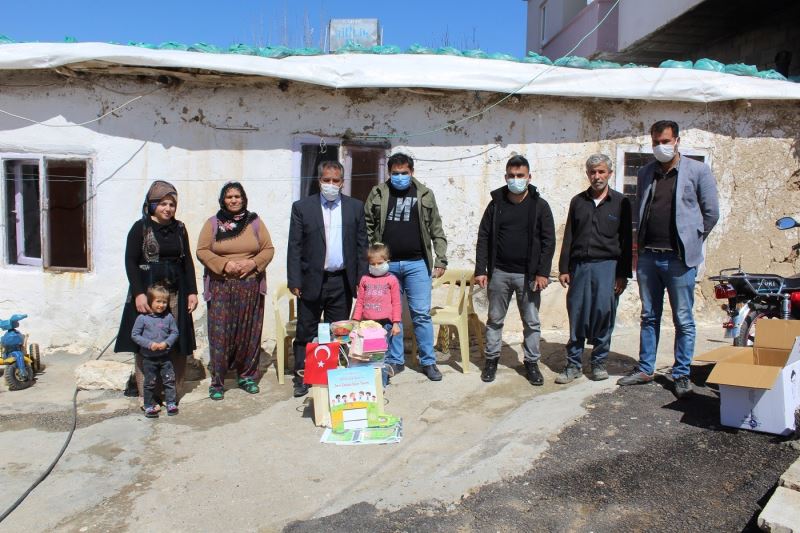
[429,268,483,373]
[271,282,297,384]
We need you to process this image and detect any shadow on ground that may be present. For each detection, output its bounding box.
[285,365,800,533]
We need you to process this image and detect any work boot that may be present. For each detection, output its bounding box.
[421,364,443,381]
[481,359,499,383]
[673,375,692,398]
[616,369,654,386]
[555,364,582,384]
[524,361,544,386]
[590,363,609,381]
[292,375,309,398]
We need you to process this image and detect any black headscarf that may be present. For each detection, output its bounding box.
[215,182,257,241]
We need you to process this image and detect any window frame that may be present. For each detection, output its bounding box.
[341,141,388,199]
[292,135,389,201]
[4,158,42,266]
[292,135,342,201]
[1,152,93,272]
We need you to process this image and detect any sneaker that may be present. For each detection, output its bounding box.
[481,359,499,383]
[616,369,654,386]
[387,363,405,377]
[555,364,582,384]
[524,361,544,386]
[166,402,179,416]
[293,378,310,398]
[144,406,159,418]
[673,375,692,398]
[590,364,609,381]
[421,364,443,381]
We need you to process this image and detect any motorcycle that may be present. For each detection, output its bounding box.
[709,216,800,346]
[0,313,42,390]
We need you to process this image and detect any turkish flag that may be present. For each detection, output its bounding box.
[303,342,340,385]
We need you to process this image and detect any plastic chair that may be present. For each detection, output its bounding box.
[428,268,484,373]
[271,282,297,384]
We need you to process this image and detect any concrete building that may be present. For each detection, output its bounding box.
[1,43,799,352]
[525,0,800,76]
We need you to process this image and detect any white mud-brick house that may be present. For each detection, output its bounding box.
[1,43,799,351]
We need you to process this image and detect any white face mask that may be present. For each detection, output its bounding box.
[320,183,341,202]
[653,143,676,163]
[369,262,390,276]
[506,178,528,194]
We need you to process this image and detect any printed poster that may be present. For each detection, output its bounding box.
[328,366,379,431]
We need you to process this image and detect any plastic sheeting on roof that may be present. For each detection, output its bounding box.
[1,42,800,103]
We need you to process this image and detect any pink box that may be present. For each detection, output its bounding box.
[351,327,387,355]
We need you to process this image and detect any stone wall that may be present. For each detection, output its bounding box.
[0,70,797,349]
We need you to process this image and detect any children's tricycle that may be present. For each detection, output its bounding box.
[0,314,41,390]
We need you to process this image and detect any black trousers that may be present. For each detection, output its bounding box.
[142,355,177,407]
[293,271,353,375]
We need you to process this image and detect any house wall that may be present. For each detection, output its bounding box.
[616,0,704,50]
[0,70,798,352]
[690,4,800,77]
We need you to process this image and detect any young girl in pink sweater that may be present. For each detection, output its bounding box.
[352,243,402,337]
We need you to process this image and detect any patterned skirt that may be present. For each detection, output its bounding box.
[206,277,264,390]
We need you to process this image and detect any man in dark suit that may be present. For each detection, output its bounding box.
[288,160,368,397]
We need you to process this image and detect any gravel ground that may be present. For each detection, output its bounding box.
[285,365,800,533]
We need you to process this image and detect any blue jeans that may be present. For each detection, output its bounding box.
[637,251,697,377]
[387,259,435,367]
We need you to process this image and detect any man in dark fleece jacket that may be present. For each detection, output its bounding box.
[474,155,556,386]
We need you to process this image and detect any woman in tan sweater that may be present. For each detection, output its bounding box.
[197,182,274,400]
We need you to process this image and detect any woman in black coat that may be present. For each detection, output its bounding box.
[114,180,198,407]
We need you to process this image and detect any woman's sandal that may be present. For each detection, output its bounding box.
[208,387,224,401]
[237,378,260,394]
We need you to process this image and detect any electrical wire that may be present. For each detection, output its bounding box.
[0,87,163,128]
[0,334,117,525]
[0,0,615,139]
[353,0,622,140]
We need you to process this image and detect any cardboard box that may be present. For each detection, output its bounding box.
[695,320,800,435]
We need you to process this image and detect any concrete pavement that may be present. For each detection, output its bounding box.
[0,324,784,532]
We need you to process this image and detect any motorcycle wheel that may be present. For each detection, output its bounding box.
[4,362,34,391]
[734,309,776,347]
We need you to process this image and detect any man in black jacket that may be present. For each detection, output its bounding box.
[474,155,556,385]
[287,160,368,397]
[556,154,632,384]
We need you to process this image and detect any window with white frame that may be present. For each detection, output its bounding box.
[292,136,388,202]
[3,156,90,270]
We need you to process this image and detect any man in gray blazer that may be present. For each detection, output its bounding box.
[617,120,719,398]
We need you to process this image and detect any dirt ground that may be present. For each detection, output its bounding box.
[0,323,795,532]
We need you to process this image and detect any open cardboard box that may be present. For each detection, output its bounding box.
[695,319,800,435]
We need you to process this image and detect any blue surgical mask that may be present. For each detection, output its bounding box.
[390,173,411,190]
[506,178,528,194]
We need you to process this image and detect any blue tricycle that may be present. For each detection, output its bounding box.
[0,314,41,390]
